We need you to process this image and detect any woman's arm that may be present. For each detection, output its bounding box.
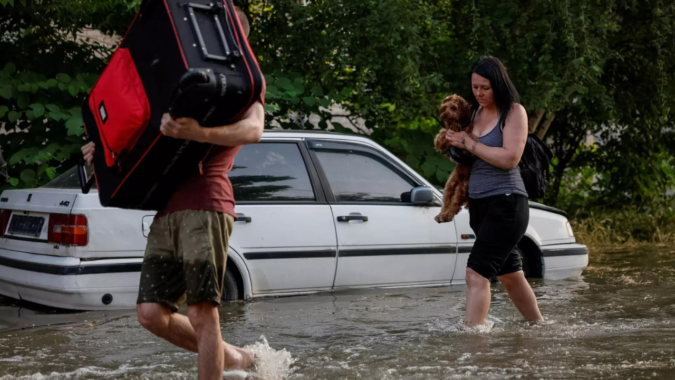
[446,104,528,170]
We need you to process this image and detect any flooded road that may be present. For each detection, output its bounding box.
[1,246,675,379]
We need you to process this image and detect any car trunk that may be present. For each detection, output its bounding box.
[1,167,151,260]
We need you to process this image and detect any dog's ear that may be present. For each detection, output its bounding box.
[457,97,472,126]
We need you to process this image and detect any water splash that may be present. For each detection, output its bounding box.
[244,336,295,380]
[428,315,498,334]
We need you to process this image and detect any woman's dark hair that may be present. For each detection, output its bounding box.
[469,56,520,126]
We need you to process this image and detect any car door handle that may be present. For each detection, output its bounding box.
[236,213,252,223]
[337,214,368,222]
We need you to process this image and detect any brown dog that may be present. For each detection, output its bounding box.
[433,94,476,223]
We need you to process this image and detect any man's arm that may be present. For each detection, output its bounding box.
[160,101,265,146]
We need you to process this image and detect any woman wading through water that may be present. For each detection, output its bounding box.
[445,57,544,327]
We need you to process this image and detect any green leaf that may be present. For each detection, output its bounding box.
[45,104,60,112]
[303,97,316,106]
[319,98,331,108]
[46,79,58,88]
[20,169,36,184]
[56,73,71,83]
[437,158,456,171]
[17,94,29,109]
[45,167,57,180]
[69,107,82,118]
[8,111,21,123]
[311,85,324,97]
[264,103,280,113]
[0,105,7,118]
[340,87,353,97]
[0,86,12,99]
[3,62,16,75]
[405,155,421,168]
[9,150,23,165]
[30,103,45,118]
[436,169,449,183]
[66,116,84,136]
[25,110,35,120]
[68,85,78,97]
[9,178,19,187]
[277,78,294,91]
[58,83,67,91]
[421,161,436,177]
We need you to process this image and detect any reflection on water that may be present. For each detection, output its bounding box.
[1,246,675,379]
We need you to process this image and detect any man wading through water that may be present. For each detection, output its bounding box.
[82,7,265,379]
[445,57,544,327]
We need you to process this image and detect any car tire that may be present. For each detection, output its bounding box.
[223,266,240,301]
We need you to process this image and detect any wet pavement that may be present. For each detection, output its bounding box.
[1,246,674,379]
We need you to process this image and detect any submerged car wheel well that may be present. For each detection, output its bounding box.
[518,236,543,278]
[226,258,245,300]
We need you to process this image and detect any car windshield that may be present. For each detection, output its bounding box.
[42,166,81,189]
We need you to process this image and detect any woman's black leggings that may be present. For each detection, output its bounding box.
[467,194,529,279]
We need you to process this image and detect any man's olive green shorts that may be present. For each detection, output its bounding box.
[136,210,234,312]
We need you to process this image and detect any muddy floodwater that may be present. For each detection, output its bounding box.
[1,246,674,379]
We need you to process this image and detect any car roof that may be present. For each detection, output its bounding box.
[261,129,370,142]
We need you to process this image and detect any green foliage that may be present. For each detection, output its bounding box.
[571,201,675,247]
[0,0,136,190]
[2,0,674,219]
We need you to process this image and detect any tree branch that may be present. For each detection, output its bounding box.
[528,108,545,133]
[536,113,556,139]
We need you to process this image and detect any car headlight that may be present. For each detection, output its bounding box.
[565,222,575,237]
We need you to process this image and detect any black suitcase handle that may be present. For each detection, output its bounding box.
[168,69,220,120]
[78,158,96,194]
[186,2,241,63]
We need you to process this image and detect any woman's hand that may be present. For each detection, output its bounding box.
[445,130,470,149]
[81,142,95,166]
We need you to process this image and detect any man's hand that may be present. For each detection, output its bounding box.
[81,142,95,166]
[160,114,206,142]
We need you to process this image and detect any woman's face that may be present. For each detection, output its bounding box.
[471,73,494,108]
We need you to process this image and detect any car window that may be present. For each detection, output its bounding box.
[42,166,81,189]
[230,143,316,202]
[314,150,415,203]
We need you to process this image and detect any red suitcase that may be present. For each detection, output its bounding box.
[81,0,264,210]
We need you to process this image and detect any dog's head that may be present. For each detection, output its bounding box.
[439,94,472,132]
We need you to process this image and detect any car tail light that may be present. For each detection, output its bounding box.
[48,214,88,246]
[0,209,11,238]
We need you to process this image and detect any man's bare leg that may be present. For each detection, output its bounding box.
[188,303,224,380]
[497,271,544,323]
[464,268,491,327]
[137,303,254,370]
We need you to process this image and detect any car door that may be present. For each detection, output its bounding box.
[228,140,338,295]
[307,139,458,288]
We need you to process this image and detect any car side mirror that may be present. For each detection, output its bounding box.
[410,186,435,205]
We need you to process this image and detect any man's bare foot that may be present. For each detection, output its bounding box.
[223,342,255,370]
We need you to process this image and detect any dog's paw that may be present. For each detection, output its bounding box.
[435,214,452,224]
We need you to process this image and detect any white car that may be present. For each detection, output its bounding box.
[0,131,588,310]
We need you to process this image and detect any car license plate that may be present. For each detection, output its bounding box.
[8,215,45,237]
